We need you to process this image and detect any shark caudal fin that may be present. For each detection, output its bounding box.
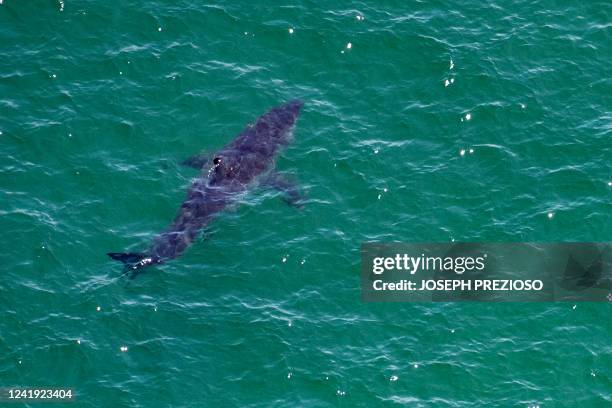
[107,252,160,278]
[108,252,147,264]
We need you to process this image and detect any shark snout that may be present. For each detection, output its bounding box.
[286,99,304,115]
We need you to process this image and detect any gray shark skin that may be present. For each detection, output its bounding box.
[108,100,303,277]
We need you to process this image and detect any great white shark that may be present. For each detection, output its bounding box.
[108,100,304,277]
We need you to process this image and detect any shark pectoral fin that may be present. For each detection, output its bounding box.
[181,153,210,169]
[263,172,305,208]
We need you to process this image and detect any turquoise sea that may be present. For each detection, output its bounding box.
[1,0,611,406]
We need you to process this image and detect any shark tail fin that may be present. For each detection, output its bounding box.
[108,252,147,264]
[107,252,160,278]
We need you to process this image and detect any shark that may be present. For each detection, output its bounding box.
[108,100,304,277]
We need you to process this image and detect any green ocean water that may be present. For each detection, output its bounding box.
[1,0,611,406]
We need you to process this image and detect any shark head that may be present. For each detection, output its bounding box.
[253,99,303,145]
[207,100,304,187]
